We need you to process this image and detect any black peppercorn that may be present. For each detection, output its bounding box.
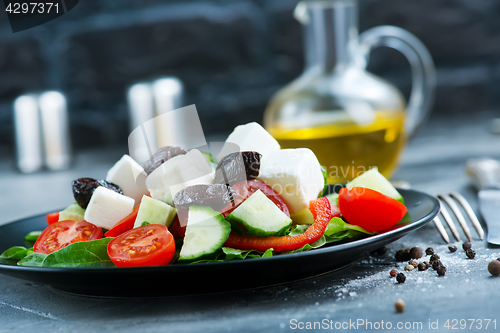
[390,269,398,277]
[402,249,412,261]
[437,266,446,276]
[432,259,444,270]
[463,241,472,251]
[425,247,434,255]
[429,254,440,264]
[466,249,476,259]
[417,262,428,271]
[423,261,430,269]
[488,260,500,276]
[448,245,457,253]
[410,247,423,259]
[395,250,404,261]
[396,273,406,284]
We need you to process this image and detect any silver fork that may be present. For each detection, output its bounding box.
[433,192,484,243]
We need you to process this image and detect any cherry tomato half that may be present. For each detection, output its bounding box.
[338,187,408,232]
[46,212,60,225]
[34,220,103,254]
[220,180,290,217]
[107,224,175,267]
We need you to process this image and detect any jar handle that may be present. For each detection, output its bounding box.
[354,26,436,137]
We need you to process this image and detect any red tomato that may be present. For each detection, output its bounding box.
[338,187,408,232]
[220,180,290,217]
[46,212,60,225]
[107,224,175,267]
[105,205,140,237]
[34,220,103,254]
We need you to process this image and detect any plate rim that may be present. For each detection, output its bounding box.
[0,188,440,274]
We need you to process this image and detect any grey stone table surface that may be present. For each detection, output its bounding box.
[1,112,500,333]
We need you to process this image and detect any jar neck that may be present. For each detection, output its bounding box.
[301,0,359,72]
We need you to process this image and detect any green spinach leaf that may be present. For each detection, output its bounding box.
[41,238,115,268]
[1,246,29,260]
[18,253,47,267]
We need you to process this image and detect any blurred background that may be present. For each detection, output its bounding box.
[0,0,499,155]
[0,0,499,223]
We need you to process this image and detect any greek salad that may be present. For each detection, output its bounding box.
[1,122,408,268]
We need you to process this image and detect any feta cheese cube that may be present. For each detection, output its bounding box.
[258,148,324,214]
[84,186,135,230]
[106,154,150,204]
[146,149,214,205]
[217,122,280,161]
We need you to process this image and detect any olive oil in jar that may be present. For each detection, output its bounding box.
[268,110,407,184]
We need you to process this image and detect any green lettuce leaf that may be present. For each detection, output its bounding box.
[283,236,327,254]
[325,217,372,236]
[221,247,273,260]
[189,247,273,263]
[284,217,373,253]
[288,224,309,237]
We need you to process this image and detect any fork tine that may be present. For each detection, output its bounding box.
[433,215,450,243]
[437,197,462,242]
[450,192,485,240]
[439,194,473,242]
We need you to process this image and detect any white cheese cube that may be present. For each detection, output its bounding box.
[217,122,280,160]
[146,149,214,205]
[106,154,150,204]
[258,148,324,214]
[84,186,135,230]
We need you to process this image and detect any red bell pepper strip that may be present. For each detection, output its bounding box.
[104,205,140,237]
[224,197,334,252]
[46,212,60,225]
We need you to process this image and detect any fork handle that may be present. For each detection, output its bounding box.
[466,158,500,190]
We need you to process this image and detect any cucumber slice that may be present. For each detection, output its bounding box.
[59,203,85,221]
[134,195,177,228]
[346,167,404,203]
[179,206,231,262]
[227,190,292,236]
[325,192,339,206]
[290,209,314,225]
[292,192,339,225]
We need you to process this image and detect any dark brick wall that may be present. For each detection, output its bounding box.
[0,0,499,156]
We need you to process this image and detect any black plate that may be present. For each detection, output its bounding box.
[0,189,439,297]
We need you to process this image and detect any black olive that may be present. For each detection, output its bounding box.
[72,178,123,209]
[173,184,236,211]
[143,146,187,175]
[214,151,261,186]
